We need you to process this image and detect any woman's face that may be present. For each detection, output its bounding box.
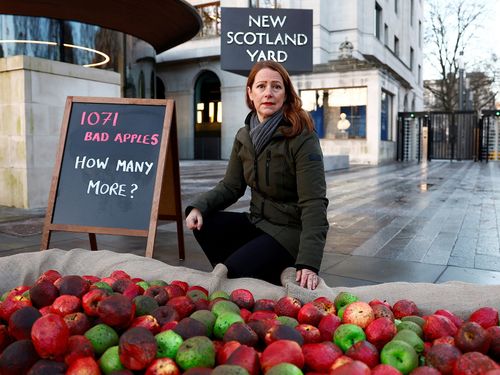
[247,68,286,122]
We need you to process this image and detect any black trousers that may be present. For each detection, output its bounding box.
[193,211,295,285]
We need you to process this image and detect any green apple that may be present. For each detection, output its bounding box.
[333,323,366,352]
[209,290,230,301]
[175,336,215,370]
[85,323,119,356]
[393,329,424,353]
[401,315,425,327]
[135,281,150,291]
[190,309,217,337]
[334,291,359,311]
[266,362,304,374]
[156,329,184,358]
[213,311,244,339]
[148,279,168,287]
[277,315,299,328]
[211,299,240,317]
[212,364,251,374]
[92,281,113,293]
[380,339,418,375]
[99,345,124,374]
[396,320,424,338]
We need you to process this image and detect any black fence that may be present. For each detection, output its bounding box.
[397,111,498,162]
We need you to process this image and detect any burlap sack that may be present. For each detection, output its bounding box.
[1,249,499,319]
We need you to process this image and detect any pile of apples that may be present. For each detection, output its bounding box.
[0,270,500,375]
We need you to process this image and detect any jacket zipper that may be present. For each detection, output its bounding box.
[265,150,271,186]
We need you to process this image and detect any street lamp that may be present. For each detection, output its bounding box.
[458,51,465,110]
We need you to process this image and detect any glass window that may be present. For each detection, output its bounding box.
[410,47,414,70]
[381,91,393,141]
[301,87,367,140]
[250,0,281,8]
[394,36,399,56]
[384,24,389,46]
[394,0,398,14]
[195,2,221,38]
[375,3,382,40]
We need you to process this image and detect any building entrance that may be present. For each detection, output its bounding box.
[194,71,221,160]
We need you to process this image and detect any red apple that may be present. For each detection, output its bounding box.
[55,275,89,299]
[36,269,62,284]
[253,299,275,311]
[297,302,327,326]
[216,340,241,364]
[121,282,144,300]
[226,344,260,375]
[433,335,455,346]
[487,326,500,361]
[119,327,158,370]
[423,314,458,341]
[409,366,441,374]
[187,285,209,296]
[50,294,81,316]
[166,296,196,319]
[130,315,161,334]
[145,286,169,306]
[369,299,391,309]
[64,312,92,336]
[82,275,101,284]
[145,357,181,375]
[7,306,41,340]
[453,351,499,375]
[345,340,379,368]
[82,288,110,317]
[342,301,375,329]
[425,343,461,375]
[66,356,100,375]
[64,335,94,366]
[274,296,302,318]
[371,363,403,375]
[392,299,419,319]
[0,324,12,352]
[248,310,278,321]
[455,321,491,353]
[313,296,336,315]
[0,294,32,321]
[110,270,131,280]
[164,284,185,299]
[434,309,463,329]
[329,360,371,374]
[469,307,499,329]
[318,313,341,341]
[29,280,60,308]
[170,280,189,293]
[330,355,354,370]
[97,294,136,329]
[295,323,322,344]
[372,303,395,321]
[261,339,304,372]
[365,317,397,350]
[302,341,343,372]
[229,289,254,310]
[31,313,70,358]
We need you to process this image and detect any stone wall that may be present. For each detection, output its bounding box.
[0,56,120,208]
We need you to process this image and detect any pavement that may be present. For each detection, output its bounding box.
[1,159,500,288]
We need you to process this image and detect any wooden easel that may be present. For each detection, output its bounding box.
[41,97,185,259]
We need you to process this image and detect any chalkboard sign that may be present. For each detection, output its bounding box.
[41,97,184,259]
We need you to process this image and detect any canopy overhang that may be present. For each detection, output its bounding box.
[0,0,202,53]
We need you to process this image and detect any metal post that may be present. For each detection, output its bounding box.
[458,51,465,111]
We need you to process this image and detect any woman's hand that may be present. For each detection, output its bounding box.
[296,268,319,290]
[185,208,203,230]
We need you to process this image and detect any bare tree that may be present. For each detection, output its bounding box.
[424,0,491,112]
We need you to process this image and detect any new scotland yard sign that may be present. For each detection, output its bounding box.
[221,7,313,76]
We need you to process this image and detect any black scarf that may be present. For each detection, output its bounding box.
[249,110,283,156]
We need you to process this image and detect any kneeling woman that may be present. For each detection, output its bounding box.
[185,60,329,290]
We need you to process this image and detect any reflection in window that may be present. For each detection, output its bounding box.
[381,91,393,141]
[250,0,281,8]
[301,87,367,139]
[138,71,145,98]
[195,2,221,38]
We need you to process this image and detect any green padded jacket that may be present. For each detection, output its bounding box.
[187,114,329,272]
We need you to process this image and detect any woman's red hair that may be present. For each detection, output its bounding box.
[246,60,314,137]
